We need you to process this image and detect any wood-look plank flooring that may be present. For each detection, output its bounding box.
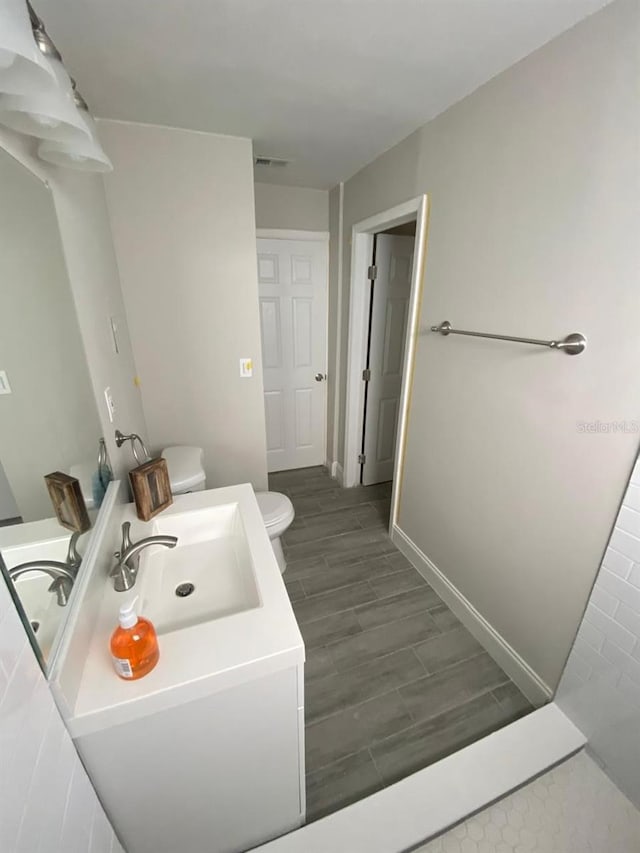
[269,466,533,823]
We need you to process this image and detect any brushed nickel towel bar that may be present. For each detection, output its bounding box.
[429,321,587,356]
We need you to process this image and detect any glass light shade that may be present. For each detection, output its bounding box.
[0,55,90,141]
[0,0,55,94]
[38,112,113,172]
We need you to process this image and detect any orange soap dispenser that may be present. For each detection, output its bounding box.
[110,597,159,680]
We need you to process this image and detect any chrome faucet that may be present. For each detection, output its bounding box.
[110,521,178,592]
[65,531,82,570]
[8,532,83,607]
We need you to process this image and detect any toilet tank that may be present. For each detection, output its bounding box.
[161,446,206,495]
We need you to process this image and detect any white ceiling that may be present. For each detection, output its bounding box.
[36,0,611,189]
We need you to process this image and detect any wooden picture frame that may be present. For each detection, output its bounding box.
[129,457,173,522]
[44,472,92,533]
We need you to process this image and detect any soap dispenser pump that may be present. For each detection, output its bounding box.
[110,596,159,680]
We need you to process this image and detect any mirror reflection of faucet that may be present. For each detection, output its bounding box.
[7,531,83,607]
[110,521,178,592]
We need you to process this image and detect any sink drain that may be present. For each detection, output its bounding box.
[30,620,40,634]
[175,582,195,598]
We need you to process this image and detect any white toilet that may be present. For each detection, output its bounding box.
[253,491,295,575]
[161,446,294,574]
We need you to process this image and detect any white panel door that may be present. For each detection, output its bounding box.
[362,234,414,485]
[257,238,327,472]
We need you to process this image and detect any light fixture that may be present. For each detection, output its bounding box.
[1,1,111,172]
[0,0,55,94]
[38,95,112,172]
[0,32,89,141]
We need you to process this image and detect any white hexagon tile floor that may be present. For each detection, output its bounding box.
[415,750,640,853]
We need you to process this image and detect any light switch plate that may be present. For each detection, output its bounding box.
[0,370,11,395]
[104,386,116,423]
[239,358,253,378]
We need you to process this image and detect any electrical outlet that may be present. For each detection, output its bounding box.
[239,358,253,378]
[104,386,116,423]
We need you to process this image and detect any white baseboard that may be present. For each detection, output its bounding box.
[391,524,552,707]
[330,462,344,485]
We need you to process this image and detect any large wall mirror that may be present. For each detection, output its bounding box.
[0,147,108,673]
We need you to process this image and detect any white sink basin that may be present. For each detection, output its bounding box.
[67,484,304,739]
[1,531,72,662]
[138,502,261,635]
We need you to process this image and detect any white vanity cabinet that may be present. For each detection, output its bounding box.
[75,661,305,853]
[55,485,306,853]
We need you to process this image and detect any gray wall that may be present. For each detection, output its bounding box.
[100,121,269,491]
[254,182,329,232]
[51,170,148,480]
[0,129,148,482]
[0,149,100,522]
[0,460,19,522]
[335,0,640,690]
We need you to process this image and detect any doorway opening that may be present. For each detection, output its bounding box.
[344,196,429,530]
[359,220,417,492]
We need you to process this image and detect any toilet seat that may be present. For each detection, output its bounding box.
[256,491,295,535]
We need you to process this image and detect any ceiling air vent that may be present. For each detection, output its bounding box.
[254,156,290,168]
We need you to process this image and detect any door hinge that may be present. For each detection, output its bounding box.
[367,265,377,280]
[362,368,371,382]
[358,453,366,465]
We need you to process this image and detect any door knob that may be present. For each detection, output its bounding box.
[315,373,327,382]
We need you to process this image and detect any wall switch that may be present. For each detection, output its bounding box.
[239,358,253,378]
[104,386,116,423]
[0,370,11,395]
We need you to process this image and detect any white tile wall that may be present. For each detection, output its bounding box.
[557,456,640,809]
[0,579,124,853]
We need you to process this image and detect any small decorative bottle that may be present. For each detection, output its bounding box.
[110,597,159,680]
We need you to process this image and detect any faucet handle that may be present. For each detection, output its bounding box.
[66,531,82,569]
[48,576,73,607]
[120,521,132,554]
[118,521,143,575]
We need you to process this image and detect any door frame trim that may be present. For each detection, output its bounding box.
[343,195,430,530]
[256,228,329,242]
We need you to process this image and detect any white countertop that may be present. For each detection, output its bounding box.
[0,516,69,551]
[66,484,304,738]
